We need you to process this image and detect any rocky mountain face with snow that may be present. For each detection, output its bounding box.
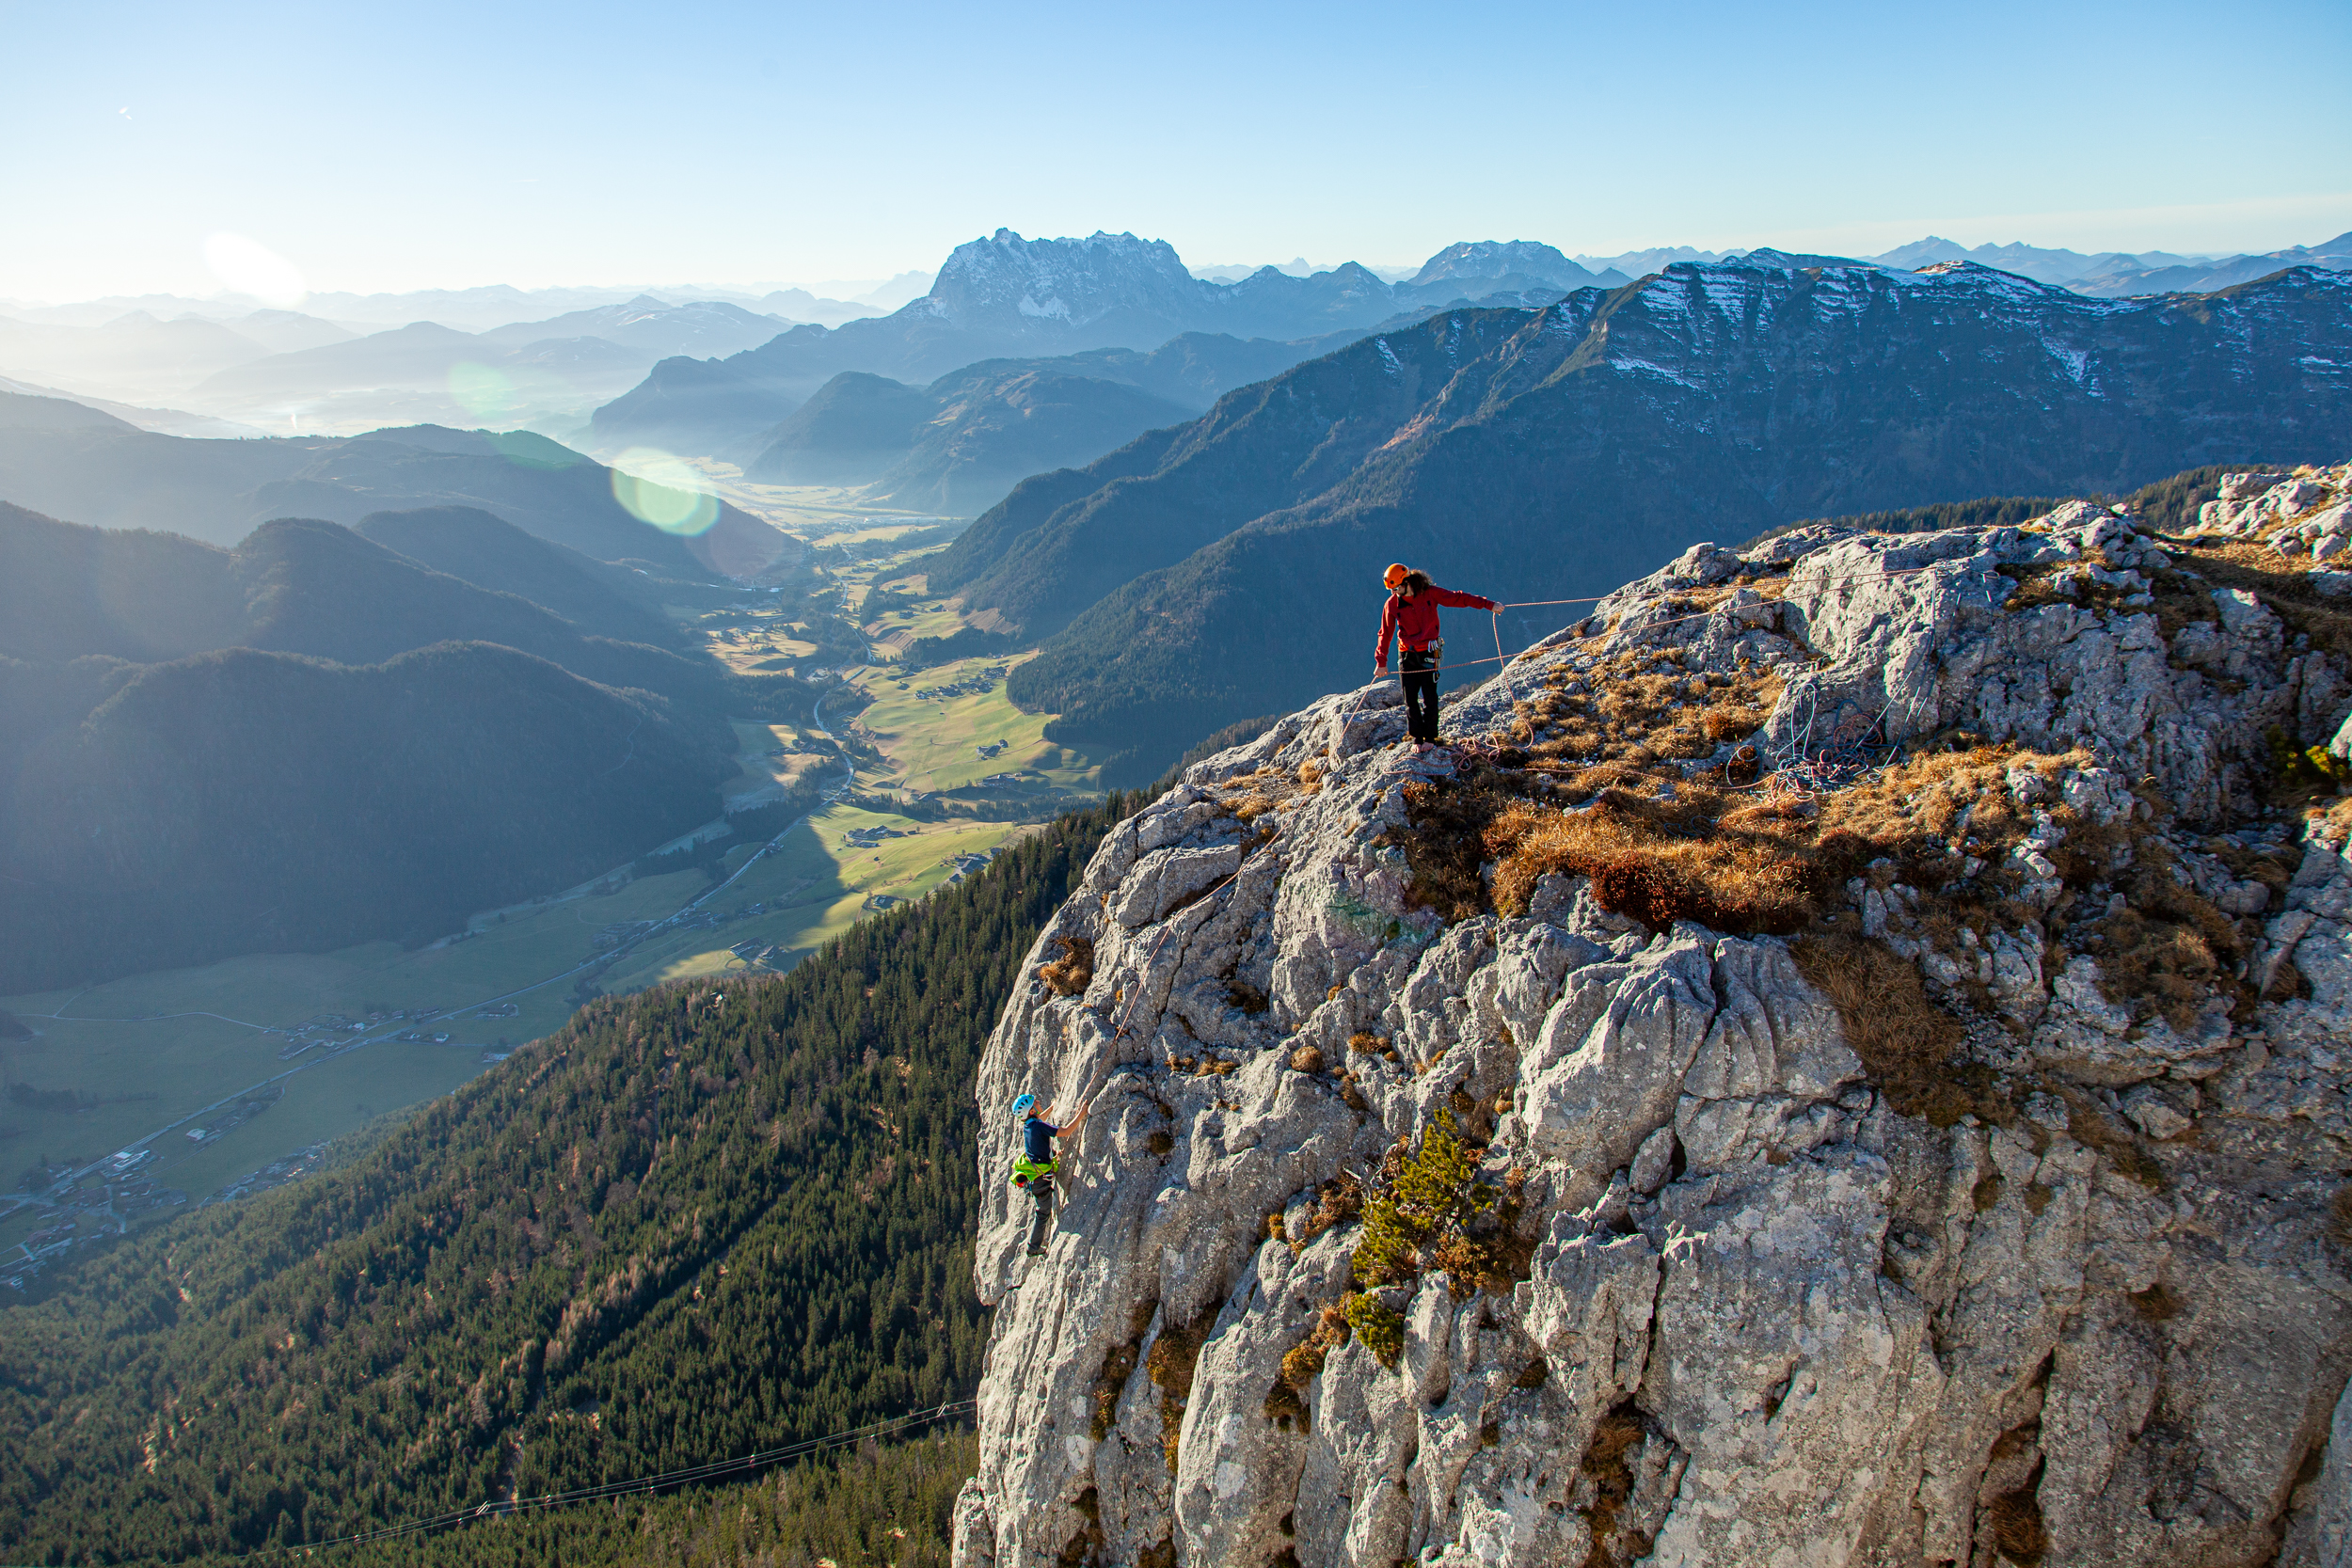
[953,480,2352,1567]
[1409,241,1626,293]
[966,255,2352,778]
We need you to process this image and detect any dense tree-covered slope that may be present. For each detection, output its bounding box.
[335,1431,977,1568]
[0,498,817,990]
[946,259,2352,772]
[0,639,735,991]
[0,504,722,702]
[354,505,689,652]
[0,802,1122,1560]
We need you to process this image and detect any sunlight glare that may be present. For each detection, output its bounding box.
[448,361,519,421]
[201,232,308,308]
[611,448,721,535]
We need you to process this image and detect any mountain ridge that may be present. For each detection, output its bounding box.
[589,232,1648,459]
[957,258,2352,774]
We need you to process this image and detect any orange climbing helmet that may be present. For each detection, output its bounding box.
[1383,562,1409,590]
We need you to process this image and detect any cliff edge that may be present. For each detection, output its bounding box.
[955,470,2352,1568]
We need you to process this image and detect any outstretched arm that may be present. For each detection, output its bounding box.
[1428,586,1499,611]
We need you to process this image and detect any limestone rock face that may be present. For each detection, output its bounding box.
[957,482,2352,1568]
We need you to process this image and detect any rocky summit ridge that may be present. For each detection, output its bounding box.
[954,471,2352,1567]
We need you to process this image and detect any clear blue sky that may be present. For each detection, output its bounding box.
[5,0,2347,301]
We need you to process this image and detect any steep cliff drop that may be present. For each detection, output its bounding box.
[954,470,2352,1568]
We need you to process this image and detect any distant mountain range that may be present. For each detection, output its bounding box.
[11,228,2346,457]
[588,228,2352,474]
[0,279,911,334]
[739,365,1195,515]
[731,331,1381,514]
[589,230,1613,461]
[0,297,799,436]
[0,396,794,577]
[1569,232,2352,297]
[914,255,2352,778]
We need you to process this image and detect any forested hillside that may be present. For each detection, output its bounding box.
[0,800,1126,1561]
[0,410,791,577]
[0,499,818,990]
[0,640,735,990]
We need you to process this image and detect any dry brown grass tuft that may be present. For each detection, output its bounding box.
[1289,1045,1327,1074]
[1579,1402,1651,1568]
[1401,739,2101,942]
[2328,1187,2352,1247]
[1038,936,1094,997]
[1217,764,1298,822]
[1484,792,1826,933]
[1147,1317,1209,1472]
[1508,650,1783,773]
[1791,931,1973,1124]
[1986,1483,2049,1565]
[2080,841,2249,1030]
[1089,1304,1155,1439]
[1288,1174,1362,1252]
[1277,1304,1350,1392]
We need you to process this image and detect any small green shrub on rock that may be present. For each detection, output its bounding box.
[1343,1292,1405,1368]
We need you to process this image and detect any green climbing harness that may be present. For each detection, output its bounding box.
[1010,1154,1057,1188]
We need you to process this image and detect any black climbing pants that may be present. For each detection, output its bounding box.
[1401,650,1441,741]
[1024,1179,1054,1256]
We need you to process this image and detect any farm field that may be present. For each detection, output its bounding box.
[722,720,833,806]
[598,802,1031,990]
[0,864,710,1221]
[850,655,1103,795]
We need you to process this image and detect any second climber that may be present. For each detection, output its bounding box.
[1009,1091,1089,1258]
[1374,562,1499,749]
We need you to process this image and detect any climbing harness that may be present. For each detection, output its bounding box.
[1009,1154,1057,1188]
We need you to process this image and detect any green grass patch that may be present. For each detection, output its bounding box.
[0,868,713,1216]
[850,655,1105,794]
[602,805,1027,989]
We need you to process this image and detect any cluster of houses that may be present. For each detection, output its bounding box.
[6,1152,193,1291]
[908,665,1009,702]
[942,847,1001,884]
[178,1085,283,1148]
[207,1139,331,1207]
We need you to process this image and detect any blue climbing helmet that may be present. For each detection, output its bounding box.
[1011,1093,1038,1119]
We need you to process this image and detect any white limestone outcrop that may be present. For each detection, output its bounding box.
[956,478,2352,1568]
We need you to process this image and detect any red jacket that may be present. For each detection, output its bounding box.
[1376,585,1497,670]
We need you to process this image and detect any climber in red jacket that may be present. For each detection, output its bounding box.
[1375,563,1499,747]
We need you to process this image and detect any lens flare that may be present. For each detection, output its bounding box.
[448,361,518,421]
[202,232,308,308]
[611,448,721,535]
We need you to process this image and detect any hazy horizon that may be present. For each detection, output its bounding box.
[2,225,2340,320]
[5,0,2344,304]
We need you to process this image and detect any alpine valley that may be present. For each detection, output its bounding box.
[8,214,2352,1568]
